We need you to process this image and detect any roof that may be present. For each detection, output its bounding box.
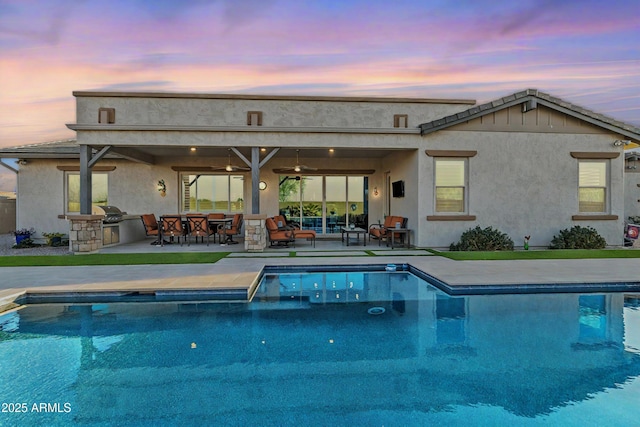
[0,139,80,158]
[0,139,122,160]
[419,89,640,141]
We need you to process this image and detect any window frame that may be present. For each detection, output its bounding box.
[64,171,110,214]
[577,159,609,214]
[434,158,469,215]
[180,173,245,213]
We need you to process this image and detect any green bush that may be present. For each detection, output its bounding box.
[449,226,514,251]
[549,226,606,249]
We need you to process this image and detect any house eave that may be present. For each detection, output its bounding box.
[66,124,422,135]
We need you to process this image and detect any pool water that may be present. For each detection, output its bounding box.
[1,270,639,426]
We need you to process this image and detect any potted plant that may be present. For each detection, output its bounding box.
[12,227,35,245]
[43,232,66,246]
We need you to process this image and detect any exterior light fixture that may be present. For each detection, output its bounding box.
[613,140,631,146]
[190,147,197,152]
[329,148,334,153]
[259,181,267,190]
[373,186,379,196]
[157,179,166,197]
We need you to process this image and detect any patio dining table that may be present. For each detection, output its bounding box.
[207,217,233,244]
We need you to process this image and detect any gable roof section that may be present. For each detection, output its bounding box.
[419,89,640,141]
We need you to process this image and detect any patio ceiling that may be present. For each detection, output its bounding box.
[0,141,411,163]
[94,146,408,160]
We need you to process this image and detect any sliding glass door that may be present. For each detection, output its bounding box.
[279,175,368,234]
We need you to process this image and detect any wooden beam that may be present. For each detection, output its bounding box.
[272,169,375,175]
[88,146,112,168]
[57,166,116,171]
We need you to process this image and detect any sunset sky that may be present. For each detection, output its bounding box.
[1,0,639,188]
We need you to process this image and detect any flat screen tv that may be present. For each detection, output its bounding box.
[392,180,404,198]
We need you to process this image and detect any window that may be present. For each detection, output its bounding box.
[66,173,109,213]
[578,161,607,212]
[181,174,244,213]
[435,159,466,213]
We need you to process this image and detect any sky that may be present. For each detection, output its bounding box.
[1,0,639,189]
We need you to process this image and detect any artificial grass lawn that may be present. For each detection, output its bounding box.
[0,252,230,267]
[1,248,638,266]
[429,248,640,260]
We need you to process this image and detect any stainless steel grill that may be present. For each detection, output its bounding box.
[92,205,125,223]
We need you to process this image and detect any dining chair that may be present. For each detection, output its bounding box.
[186,215,210,246]
[161,215,185,246]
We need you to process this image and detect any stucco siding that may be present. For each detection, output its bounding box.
[76,96,470,129]
[625,171,640,221]
[16,161,67,236]
[421,131,625,248]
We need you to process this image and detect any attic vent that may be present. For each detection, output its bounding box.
[247,111,263,126]
[393,114,408,128]
[98,108,116,124]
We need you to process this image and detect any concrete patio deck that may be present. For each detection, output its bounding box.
[2,234,640,313]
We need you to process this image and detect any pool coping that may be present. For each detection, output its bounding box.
[2,257,640,313]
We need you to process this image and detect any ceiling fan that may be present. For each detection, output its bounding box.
[211,149,250,172]
[281,149,317,172]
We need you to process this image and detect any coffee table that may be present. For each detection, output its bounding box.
[341,227,367,246]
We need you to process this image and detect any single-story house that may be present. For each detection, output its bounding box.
[1,88,639,251]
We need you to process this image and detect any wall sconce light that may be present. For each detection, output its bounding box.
[627,155,638,170]
[373,186,379,196]
[259,181,267,190]
[613,139,631,146]
[157,179,166,197]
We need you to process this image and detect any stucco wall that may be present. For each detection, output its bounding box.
[16,159,178,240]
[420,131,625,248]
[624,170,640,221]
[76,95,471,128]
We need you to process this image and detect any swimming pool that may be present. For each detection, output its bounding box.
[1,267,639,426]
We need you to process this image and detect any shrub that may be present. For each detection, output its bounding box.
[629,216,640,224]
[12,238,39,249]
[449,226,514,251]
[549,226,606,249]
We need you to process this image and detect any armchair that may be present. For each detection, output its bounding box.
[369,216,406,246]
[266,217,295,247]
